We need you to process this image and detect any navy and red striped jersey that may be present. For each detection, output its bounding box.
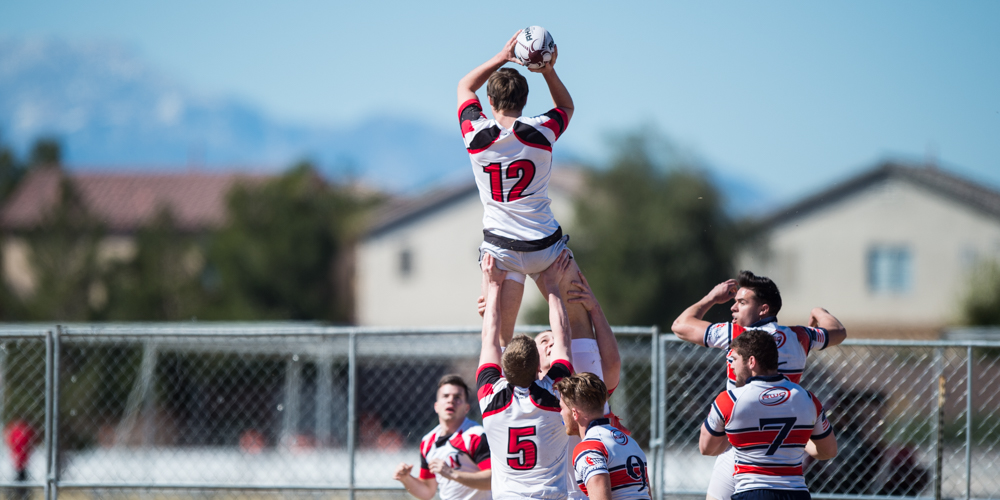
[572,418,649,500]
[477,360,574,500]
[418,417,492,500]
[459,98,569,242]
[704,375,832,493]
[705,318,829,390]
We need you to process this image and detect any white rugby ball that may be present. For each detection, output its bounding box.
[514,26,555,69]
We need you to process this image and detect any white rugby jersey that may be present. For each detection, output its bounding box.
[418,417,492,500]
[477,360,574,500]
[459,98,569,242]
[572,419,650,500]
[704,374,832,493]
[704,317,829,390]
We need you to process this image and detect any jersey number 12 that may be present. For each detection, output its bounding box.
[483,160,536,203]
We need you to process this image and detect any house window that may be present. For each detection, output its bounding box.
[399,249,413,277]
[868,246,911,293]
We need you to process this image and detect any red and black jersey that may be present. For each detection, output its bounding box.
[459,98,569,242]
[477,360,574,500]
[418,417,492,500]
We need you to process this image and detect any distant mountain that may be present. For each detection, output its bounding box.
[0,38,468,192]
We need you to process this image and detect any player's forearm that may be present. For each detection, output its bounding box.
[542,70,574,118]
[397,476,436,500]
[448,469,492,490]
[480,282,504,362]
[459,54,508,95]
[591,304,621,389]
[548,291,573,361]
[806,435,838,461]
[671,297,715,345]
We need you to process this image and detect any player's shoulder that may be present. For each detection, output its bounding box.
[459,418,486,435]
[419,425,442,452]
[574,435,609,459]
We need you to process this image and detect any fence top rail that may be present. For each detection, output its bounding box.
[659,333,1000,348]
[0,323,657,337]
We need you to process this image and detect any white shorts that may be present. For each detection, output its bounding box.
[707,446,735,500]
[479,235,571,284]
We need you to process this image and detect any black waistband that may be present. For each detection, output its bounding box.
[483,226,563,252]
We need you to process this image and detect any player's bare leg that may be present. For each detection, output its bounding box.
[481,269,524,347]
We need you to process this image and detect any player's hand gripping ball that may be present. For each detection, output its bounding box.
[514,26,555,69]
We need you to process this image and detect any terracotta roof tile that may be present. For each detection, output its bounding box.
[0,168,269,233]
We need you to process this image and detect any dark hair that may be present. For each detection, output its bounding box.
[438,374,470,402]
[554,372,608,415]
[502,334,540,388]
[731,329,779,372]
[737,270,782,317]
[487,68,528,112]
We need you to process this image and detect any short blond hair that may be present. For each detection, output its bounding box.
[502,334,539,388]
[554,372,607,415]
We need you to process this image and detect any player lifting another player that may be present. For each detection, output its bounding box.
[478,251,576,500]
[458,30,597,352]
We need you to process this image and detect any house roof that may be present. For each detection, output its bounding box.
[364,166,586,238]
[0,167,266,233]
[755,161,1000,230]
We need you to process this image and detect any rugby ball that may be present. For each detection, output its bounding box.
[514,26,555,69]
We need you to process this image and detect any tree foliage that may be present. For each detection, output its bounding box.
[540,131,736,329]
[962,259,1000,325]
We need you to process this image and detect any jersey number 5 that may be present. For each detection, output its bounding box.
[759,417,797,456]
[507,426,537,470]
[483,160,536,203]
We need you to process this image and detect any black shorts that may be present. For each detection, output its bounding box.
[732,489,810,500]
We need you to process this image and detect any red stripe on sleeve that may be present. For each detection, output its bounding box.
[419,467,435,480]
[809,391,823,416]
[714,391,736,424]
[573,440,608,461]
[791,326,812,355]
[540,118,561,139]
[458,98,482,120]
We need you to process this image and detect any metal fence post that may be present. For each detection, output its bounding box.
[965,345,973,500]
[658,334,667,500]
[934,346,944,500]
[348,329,357,500]
[43,329,53,500]
[648,326,658,499]
[49,326,62,500]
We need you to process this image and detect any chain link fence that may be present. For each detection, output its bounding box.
[2,325,999,500]
[0,324,654,500]
[650,337,1000,500]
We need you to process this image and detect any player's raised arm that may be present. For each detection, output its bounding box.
[530,45,574,122]
[458,31,520,110]
[536,250,573,365]
[809,307,847,347]
[671,279,738,346]
[479,254,506,368]
[567,269,620,390]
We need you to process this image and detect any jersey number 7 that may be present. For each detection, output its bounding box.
[507,426,537,470]
[758,417,796,456]
[483,161,536,203]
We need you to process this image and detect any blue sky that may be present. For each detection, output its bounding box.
[2,0,998,202]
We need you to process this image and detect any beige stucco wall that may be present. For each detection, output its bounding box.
[356,186,577,327]
[738,177,1000,329]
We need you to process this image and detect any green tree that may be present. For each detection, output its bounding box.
[962,259,1000,325]
[18,172,107,321]
[104,210,206,321]
[536,131,735,329]
[199,162,376,321]
[29,137,61,167]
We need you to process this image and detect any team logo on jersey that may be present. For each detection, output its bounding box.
[586,456,595,466]
[612,429,628,445]
[772,331,787,348]
[759,387,792,406]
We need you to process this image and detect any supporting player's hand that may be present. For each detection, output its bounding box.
[481,253,507,286]
[538,250,572,295]
[428,459,456,480]
[476,295,487,318]
[393,463,413,481]
[499,30,521,65]
[706,279,738,304]
[566,270,597,312]
[529,45,558,74]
